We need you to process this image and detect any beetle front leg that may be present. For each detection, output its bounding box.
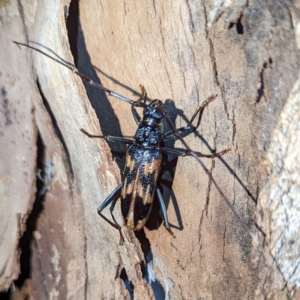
[131,85,147,125]
[97,182,124,244]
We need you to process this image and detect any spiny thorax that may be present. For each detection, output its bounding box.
[134,118,163,149]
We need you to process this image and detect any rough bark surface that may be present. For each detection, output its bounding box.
[0,0,299,299]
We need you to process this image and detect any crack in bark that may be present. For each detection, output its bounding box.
[204,159,215,218]
[207,37,220,86]
[283,0,295,29]
[185,0,195,32]
[198,205,205,245]
[17,0,29,42]
[13,131,48,297]
[35,79,74,177]
[256,63,267,103]
[220,84,237,144]
[34,238,50,300]
[222,220,227,261]
[202,2,220,86]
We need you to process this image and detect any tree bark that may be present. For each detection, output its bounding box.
[1,0,299,299]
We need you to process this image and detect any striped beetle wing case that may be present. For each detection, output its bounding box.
[121,144,162,231]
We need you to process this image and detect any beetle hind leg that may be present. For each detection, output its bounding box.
[97,183,125,244]
[157,187,175,238]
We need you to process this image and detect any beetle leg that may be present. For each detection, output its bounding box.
[131,106,141,125]
[163,94,217,141]
[97,182,124,244]
[131,85,147,125]
[161,147,230,158]
[156,187,175,238]
[80,128,134,144]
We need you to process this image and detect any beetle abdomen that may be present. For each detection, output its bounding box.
[121,144,162,230]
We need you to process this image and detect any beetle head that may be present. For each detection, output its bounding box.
[144,99,164,120]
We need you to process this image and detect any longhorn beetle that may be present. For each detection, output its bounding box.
[14,41,255,244]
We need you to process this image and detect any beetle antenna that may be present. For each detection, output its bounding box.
[13,41,135,106]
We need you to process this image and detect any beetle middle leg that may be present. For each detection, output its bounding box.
[80,129,135,244]
[80,128,135,144]
[161,147,230,158]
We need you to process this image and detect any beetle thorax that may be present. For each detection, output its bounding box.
[135,120,163,148]
[135,100,164,148]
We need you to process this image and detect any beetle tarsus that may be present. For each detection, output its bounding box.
[167,228,176,238]
[118,230,124,245]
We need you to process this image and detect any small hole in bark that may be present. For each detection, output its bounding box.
[120,268,134,300]
[236,17,244,34]
[269,57,273,65]
[228,16,244,35]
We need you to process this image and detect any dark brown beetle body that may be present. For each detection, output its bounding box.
[121,100,164,231]
[93,96,179,242]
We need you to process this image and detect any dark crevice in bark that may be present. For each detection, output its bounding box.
[256,62,267,103]
[36,79,74,176]
[207,38,220,86]
[119,268,134,300]
[12,131,47,297]
[0,290,10,299]
[0,186,47,295]
[134,231,165,298]
[134,229,151,263]
[66,0,79,65]
[228,16,244,34]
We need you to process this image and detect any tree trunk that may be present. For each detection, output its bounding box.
[1,0,299,299]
